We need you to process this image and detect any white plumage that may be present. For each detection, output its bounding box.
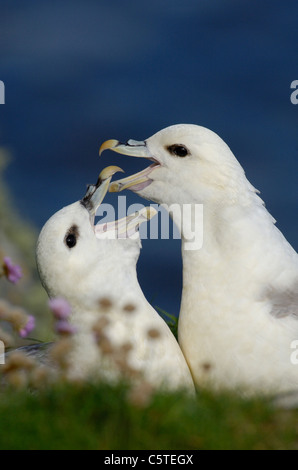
[100,124,298,396]
[36,166,195,393]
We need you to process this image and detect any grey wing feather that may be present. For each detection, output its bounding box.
[266,287,298,319]
[6,342,55,366]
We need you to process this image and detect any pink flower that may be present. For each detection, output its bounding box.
[2,257,23,284]
[55,320,77,336]
[19,315,35,338]
[49,298,76,336]
[48,297,71,320]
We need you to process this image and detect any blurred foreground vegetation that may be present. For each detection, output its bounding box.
[0,150,50,342]
[1,382,298,450]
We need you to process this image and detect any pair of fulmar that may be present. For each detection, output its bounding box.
[36,124,298,397]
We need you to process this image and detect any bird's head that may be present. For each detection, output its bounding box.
[36,166,156,309]
[100,124,257,207]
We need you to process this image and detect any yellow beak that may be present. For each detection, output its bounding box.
[99,139,149,158]
[82,165,124,214]
[99,139,159,193]
[95,206,157,239]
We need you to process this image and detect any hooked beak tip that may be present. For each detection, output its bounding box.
[99,139,120,156]
[98,165,124,181]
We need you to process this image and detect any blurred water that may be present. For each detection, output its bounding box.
[0,0,297,316]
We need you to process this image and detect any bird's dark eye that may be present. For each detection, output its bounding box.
[64,225,79,249]
[167,144,189,157]
[65,234,77,248]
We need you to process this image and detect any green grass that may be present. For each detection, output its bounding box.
[155,307,178,339]
[0,382,298,450]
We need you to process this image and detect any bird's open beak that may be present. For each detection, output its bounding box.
[99,140,160,193]
[95,206,157,239]
[81,165,124,216]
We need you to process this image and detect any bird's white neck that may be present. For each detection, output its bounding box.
[69,263,150,326]
[176,188,298,329]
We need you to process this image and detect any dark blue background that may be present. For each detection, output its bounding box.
[1,0,297,316]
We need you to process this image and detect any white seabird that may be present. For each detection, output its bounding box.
[100,124,298,396]
[36,166,195,392]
